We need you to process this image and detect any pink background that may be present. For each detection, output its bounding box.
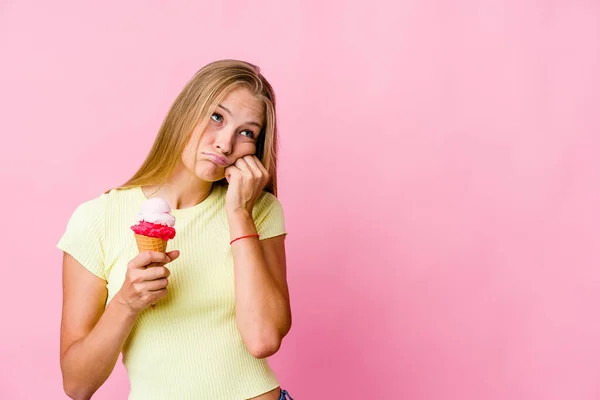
[1,1,599,399]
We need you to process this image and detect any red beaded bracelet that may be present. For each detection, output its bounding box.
[230,234,260,245]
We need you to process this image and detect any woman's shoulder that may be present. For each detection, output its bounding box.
[103,186,141,204]
[255,190,282,209]
[251,191,286,239]
[69,186,140,218]
[252,190,284,223]
[57,187,141,280]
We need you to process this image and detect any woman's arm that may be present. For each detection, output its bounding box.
[60,250,177,400]
[228,210,292,359]
[60,253,138,400]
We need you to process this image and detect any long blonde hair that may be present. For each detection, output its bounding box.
[113,59,279,196]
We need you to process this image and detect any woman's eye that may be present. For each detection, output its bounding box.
[211,113,223,123]
[240,130,255,139]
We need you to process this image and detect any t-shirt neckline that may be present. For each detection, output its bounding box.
[135,185,220,218]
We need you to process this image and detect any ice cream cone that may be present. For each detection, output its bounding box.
[131,197,175,254]
[134,234,168,253]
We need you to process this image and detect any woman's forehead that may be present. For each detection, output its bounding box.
[218,88,265,122]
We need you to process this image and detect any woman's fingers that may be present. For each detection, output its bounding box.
[225,164,242,183]
[128,249,180,269]
[142,265,171,281]
[149,289,168,304]
[242,155,263,177]
[166,249,180,260]
[128,251,172,270]
[145,278,169,291]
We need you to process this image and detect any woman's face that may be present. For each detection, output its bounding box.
[182,86,265,182]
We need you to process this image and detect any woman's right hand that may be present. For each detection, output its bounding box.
[115,249,180,313]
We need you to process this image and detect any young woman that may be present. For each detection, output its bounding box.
[57,60,293,400]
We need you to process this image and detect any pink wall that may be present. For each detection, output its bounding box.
[1,1,599,399]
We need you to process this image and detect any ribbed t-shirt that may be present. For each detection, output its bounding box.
[56,184,287,399]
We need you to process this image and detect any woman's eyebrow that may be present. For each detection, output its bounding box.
[217,104,262,128]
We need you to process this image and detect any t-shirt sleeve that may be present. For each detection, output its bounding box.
[56,195,107,280]
[252,191,287,240]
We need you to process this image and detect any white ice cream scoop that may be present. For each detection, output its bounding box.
[136,197,176,227]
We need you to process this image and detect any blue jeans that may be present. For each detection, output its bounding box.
[279,389,294,400]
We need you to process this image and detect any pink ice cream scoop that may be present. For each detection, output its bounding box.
[131,197,176,251]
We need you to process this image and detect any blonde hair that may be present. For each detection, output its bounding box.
[113,59,279,196]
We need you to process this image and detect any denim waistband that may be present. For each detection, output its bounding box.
[279,389,294,400]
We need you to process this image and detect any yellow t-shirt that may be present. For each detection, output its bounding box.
[57,184,287,400]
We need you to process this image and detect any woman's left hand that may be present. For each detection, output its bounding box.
[225,155,269,215]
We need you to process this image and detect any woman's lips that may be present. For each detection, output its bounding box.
[202,152,229,166]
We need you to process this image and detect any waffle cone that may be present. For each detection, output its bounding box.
[134,234,168,253]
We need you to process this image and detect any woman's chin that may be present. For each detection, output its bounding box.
[196,171,225,182]
[192,160,228,182]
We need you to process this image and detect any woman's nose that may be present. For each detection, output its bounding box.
[214,129,234,155]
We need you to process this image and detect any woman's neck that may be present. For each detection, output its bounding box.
[142,168,214,210]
